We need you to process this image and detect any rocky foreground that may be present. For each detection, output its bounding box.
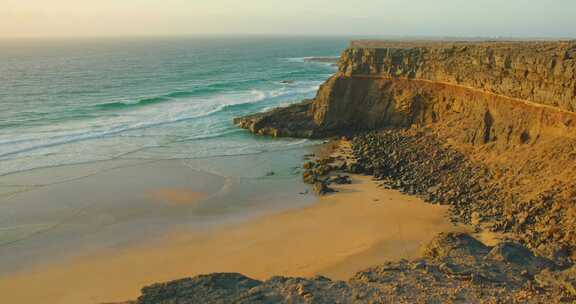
[128,232,575,303]
[124,41,576,303]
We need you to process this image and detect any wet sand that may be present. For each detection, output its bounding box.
[0,174,466,304]
[148,188,209,204]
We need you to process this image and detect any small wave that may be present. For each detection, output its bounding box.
[0,83,316,151]
[0,109,226,160]
[0,80,323,164]
[0,90,282,159]
[181,129,244,142]
[94,96,171,109]
[283,56,340,64]
[92,80,260,111]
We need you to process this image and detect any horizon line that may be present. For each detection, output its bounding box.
[1,33,575,41]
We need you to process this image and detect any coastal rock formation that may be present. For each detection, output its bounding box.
[235,41,576,261]
[233,100,318,137]
[128,233,576,303]
[236,41,576,137]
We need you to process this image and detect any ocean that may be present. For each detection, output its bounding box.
[0,37,348,176]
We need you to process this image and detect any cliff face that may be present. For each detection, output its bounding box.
[310,75,576,148]
[340,42,576,110]
[237,41,576,144]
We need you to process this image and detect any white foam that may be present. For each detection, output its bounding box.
[0,80,322,176]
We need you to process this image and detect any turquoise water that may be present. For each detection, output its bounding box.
[0,37,348,176]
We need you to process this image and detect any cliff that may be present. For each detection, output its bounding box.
[236,41,576,139]
[235,41,576,258]
[341,41,576,111]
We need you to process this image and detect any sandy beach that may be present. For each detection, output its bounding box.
[0,171,466,304]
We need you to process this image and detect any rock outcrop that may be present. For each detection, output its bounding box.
[128,233,576,303]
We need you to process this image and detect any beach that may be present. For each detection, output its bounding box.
[0,143,467,304]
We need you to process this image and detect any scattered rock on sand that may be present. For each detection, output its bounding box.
[313,181,335,195]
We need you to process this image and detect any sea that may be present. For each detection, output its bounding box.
[0,37,348,177]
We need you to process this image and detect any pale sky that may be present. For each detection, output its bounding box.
[1,0,575,38]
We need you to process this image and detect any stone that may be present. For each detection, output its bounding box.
[302,170,316,184]
[422,232,490,262]
[303,161,315,169]
[330,175,352,185]
[312,181,335,195]
[535,266,576,296]
[470,211,482,226]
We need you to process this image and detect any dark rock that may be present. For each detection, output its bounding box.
[233,100,319,138]
[329,175,352,185]
[485,242,555,274]
[302,161,315,170]
[313,181,335,195]
[137,273,261,304]
[302,170,316,184]
[422,232,490,262]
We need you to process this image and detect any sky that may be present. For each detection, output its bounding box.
[1,0,575,38]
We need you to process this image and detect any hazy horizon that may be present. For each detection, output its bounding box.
[2,0,576,39]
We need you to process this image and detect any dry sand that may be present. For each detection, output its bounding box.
[0,175,467,304]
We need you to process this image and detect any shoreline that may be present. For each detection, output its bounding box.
[0,145,465,304]
[0,147,317,275]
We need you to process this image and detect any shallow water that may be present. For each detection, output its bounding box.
[0,147,316,276]
[0,37,347,176]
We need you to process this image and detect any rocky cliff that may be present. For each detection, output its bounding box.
[341,41,576,110]
[237,41,576,138]
[235,41,576,258]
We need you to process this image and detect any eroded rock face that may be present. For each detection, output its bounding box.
[310,76,576,149]
[341,41,576,111]
[236,41,576,147]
